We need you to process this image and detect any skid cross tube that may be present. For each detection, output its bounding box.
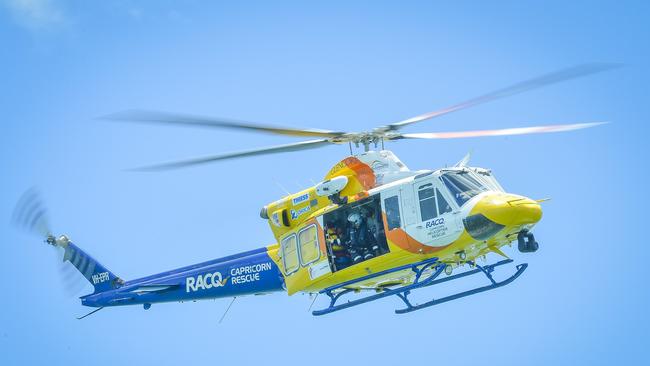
[312,257,443,316]
[394,260,528,314]
[419,259,513,289]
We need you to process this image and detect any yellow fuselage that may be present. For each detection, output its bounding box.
[261,151,542,295]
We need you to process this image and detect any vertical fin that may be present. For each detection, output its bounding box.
[57,239,122,294]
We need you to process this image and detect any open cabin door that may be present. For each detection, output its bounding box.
[279,194,393,294]
[322,194,390,272]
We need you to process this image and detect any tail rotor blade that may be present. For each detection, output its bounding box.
[59,261,92,297]
[14,189,96,297]
[12,188,51,238]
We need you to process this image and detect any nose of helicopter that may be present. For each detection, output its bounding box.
[475,193,542,226]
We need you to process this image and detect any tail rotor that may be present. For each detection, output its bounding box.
[13,188,96,296]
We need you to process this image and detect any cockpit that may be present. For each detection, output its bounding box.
[439,168,503,207]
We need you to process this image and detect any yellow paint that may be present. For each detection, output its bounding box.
[470,193,542,226]
[263,159,543,295]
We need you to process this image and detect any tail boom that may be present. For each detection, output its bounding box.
[79,245,286,308]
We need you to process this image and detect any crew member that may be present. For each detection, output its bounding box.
[346,212,376,262]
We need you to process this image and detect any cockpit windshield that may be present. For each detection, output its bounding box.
[472,169,504,192]
[440,171,488,207]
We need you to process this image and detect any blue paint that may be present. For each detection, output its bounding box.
[73,243,285,308]
[425,217,445,228]
[313,257,443,316]
[395,260,527,314]
[3,2,647,363]
[313,258,527,316]
[63,243,121,294]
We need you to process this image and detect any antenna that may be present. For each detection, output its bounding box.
[273,180,291,195]
[77,307,104,320]
[218,297,237,324]
[308,293,319,312]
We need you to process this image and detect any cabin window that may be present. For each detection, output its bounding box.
[384,196,401,230]
[299,224,319,265]
[281,234,299,275]
[418,183,437,221]
[418,184,453,222]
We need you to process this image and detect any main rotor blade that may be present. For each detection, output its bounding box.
[131,139,332,171]
[393,122,607,140]
[103,110,346,139]
[388,63,620,130]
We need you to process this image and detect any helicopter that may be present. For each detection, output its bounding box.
[13,63,615,318]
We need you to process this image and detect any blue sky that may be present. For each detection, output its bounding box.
[1,1,648,365]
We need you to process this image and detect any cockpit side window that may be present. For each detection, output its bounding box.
[436,189,452,215]
[418,183,437,221]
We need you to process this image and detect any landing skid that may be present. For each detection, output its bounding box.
[312,258,527,316]
[395,260,527,314]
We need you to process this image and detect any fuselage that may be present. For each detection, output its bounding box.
[265,157,541,295]
[81,150,541,308]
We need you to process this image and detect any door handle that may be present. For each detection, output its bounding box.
[416,225,423,229]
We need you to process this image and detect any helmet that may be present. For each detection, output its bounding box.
[347,213,362,226]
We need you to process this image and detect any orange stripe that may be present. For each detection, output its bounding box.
[382,213,450,254]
